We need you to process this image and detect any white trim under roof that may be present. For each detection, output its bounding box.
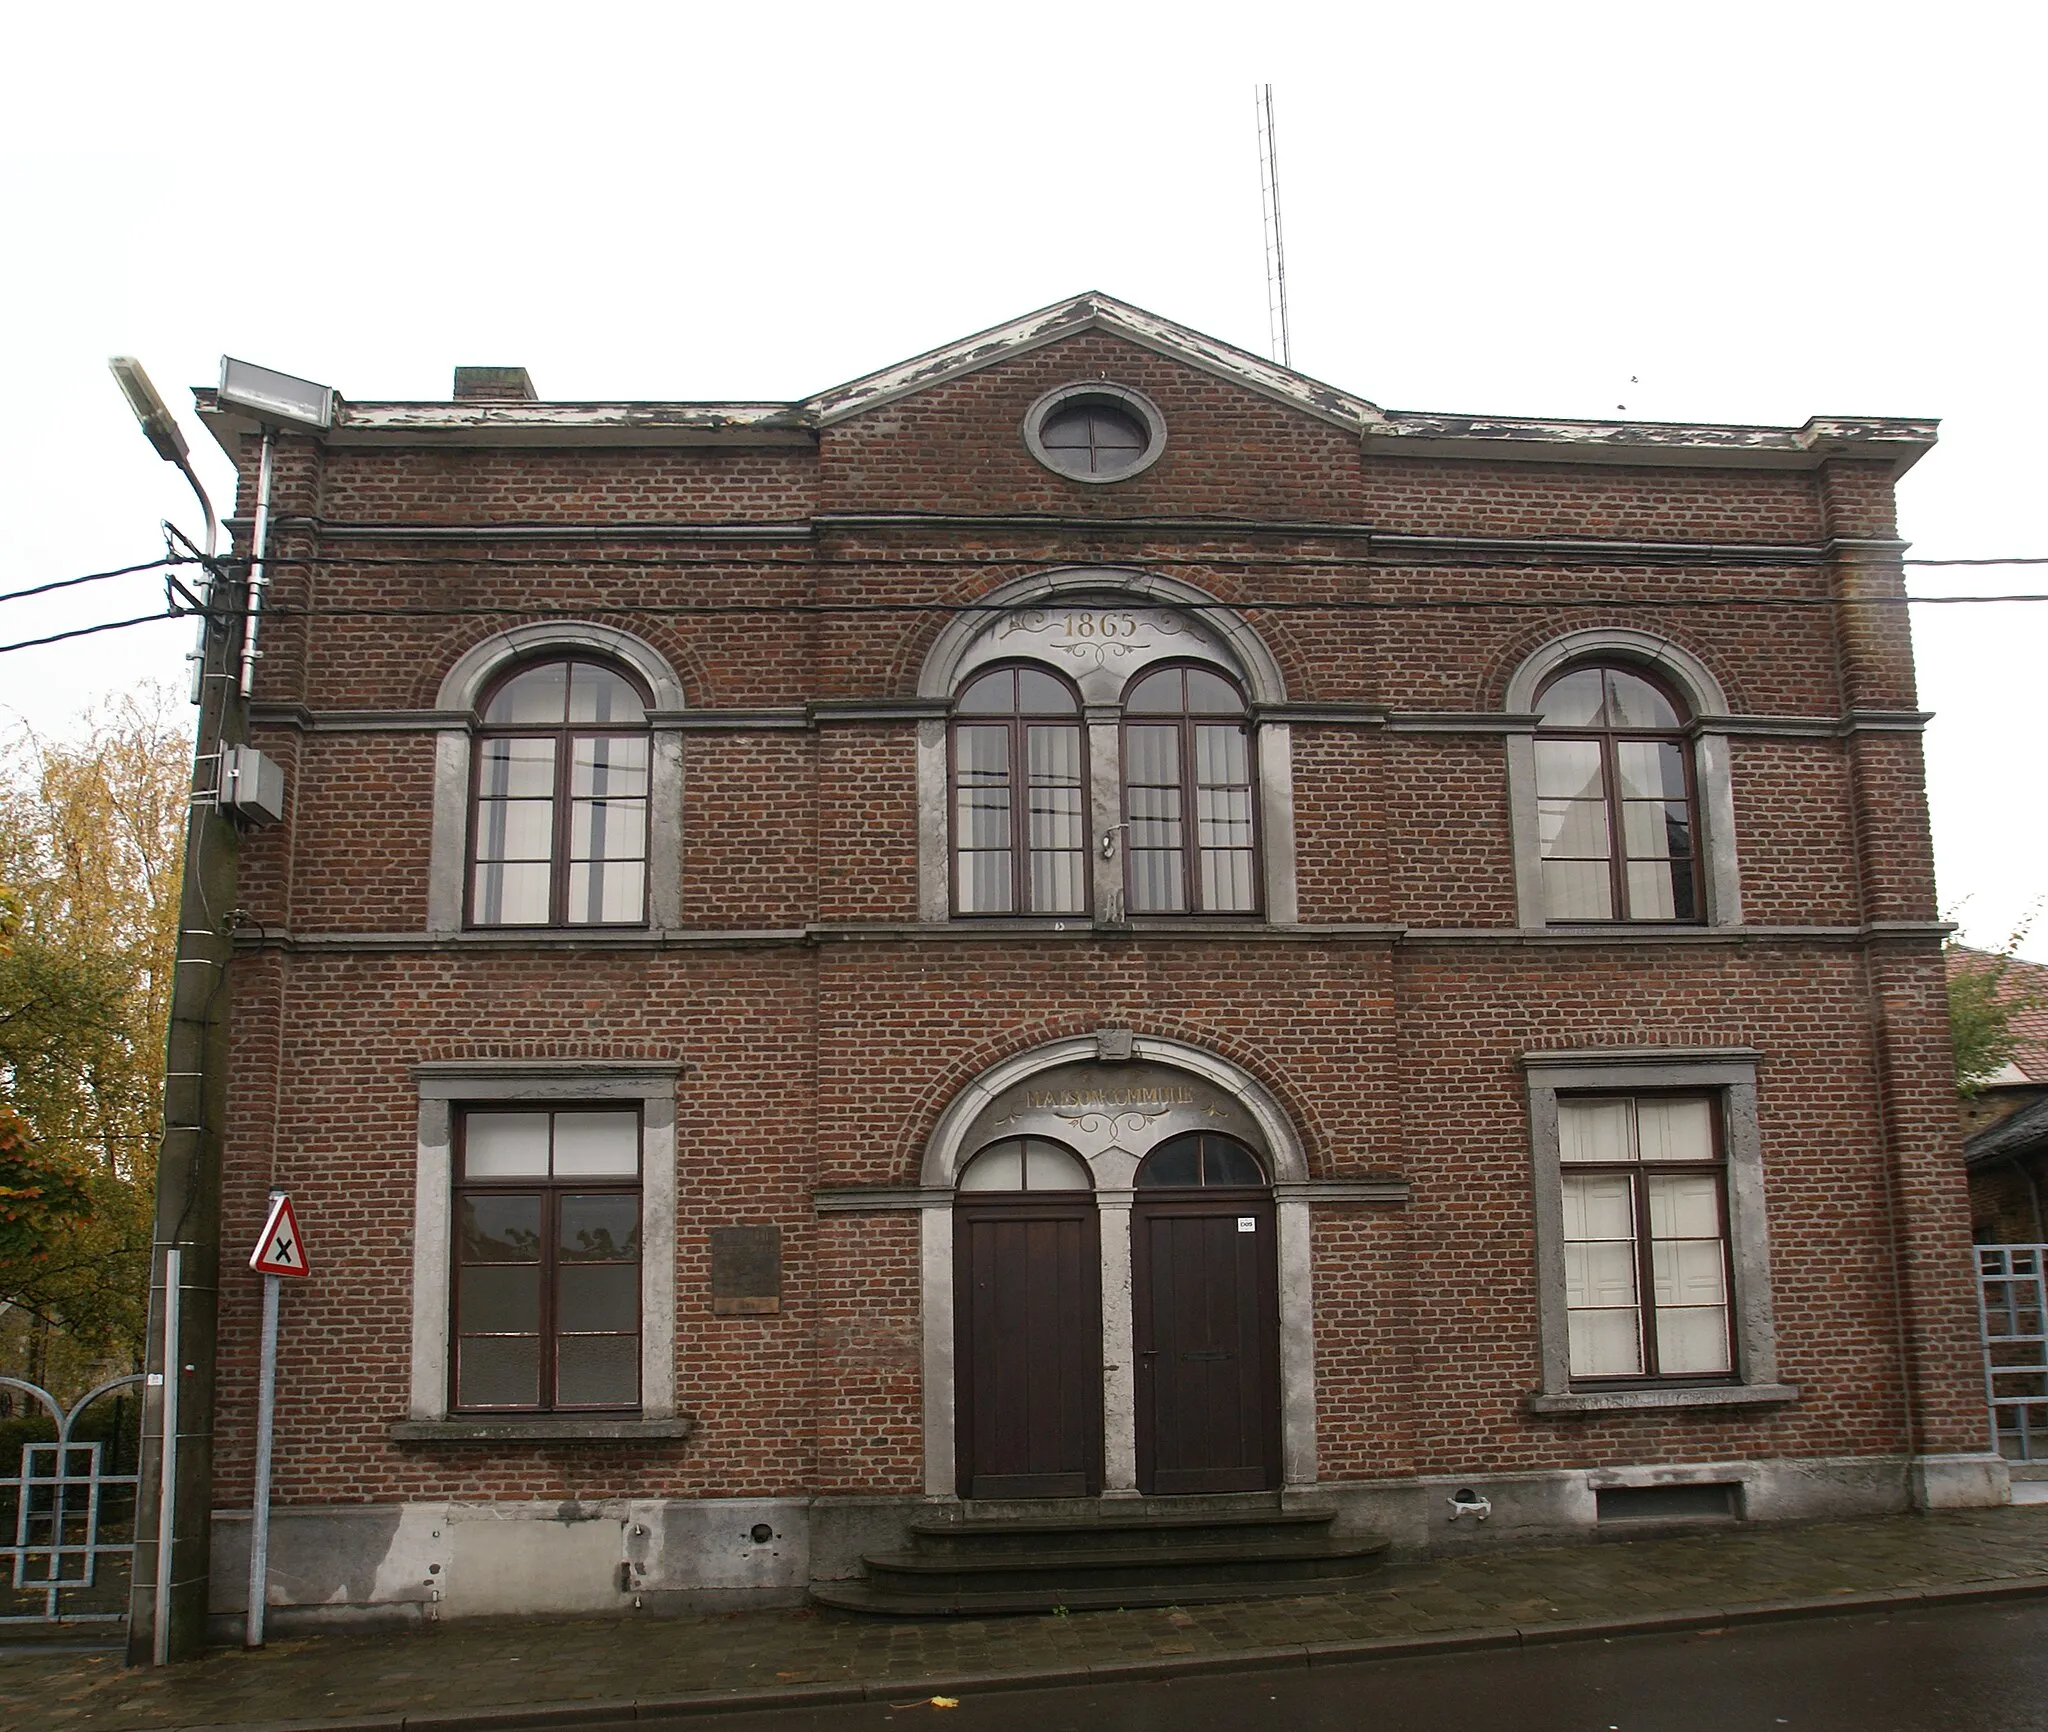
[1365,411,1937,478]
[190,292,1938,477]
[802,291,1389,434]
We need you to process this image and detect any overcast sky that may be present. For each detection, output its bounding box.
[3,2,2041,956]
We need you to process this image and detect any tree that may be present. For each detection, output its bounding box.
[0,688,188,1379]
[1947,922,2045,1099]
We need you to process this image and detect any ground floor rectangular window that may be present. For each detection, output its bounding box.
[408,1061,679,1428]
[1559,1094,1733,1382]
[1524,1048,1792,1415]
[453,1106,642,1412]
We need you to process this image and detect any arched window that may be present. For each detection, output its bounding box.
[958,1137,1092,1192]
[1533,665,1700,923]
[1135,1132,1267,1188]
[950,665,1087,916]
[1122,665,1257,915]
[469,658,651,927]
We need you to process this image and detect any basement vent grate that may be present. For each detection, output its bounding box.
[1595,1483,1740,1524]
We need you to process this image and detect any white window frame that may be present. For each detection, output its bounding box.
[408,1061,679,1425]
[1503,629,1742,929]
[425,623,688,934]
[1523,1048,1796,1415]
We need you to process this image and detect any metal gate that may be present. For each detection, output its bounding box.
[1978,1245,2048,1462]
[1,1373,144,1627]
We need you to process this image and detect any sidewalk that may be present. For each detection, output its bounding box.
[7,1505,2048,1732]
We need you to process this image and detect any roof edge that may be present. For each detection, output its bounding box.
[1365,412,1938,478]
[799,291,1388,434]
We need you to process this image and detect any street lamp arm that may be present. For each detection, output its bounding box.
[108,357,218,560]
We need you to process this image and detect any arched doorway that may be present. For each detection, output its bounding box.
[953,1138,1102,1499]
[920,1035,1316,1501]
[1132,1133,1280,1494]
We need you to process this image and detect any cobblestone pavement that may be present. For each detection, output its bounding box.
[5,1507,2047,1731]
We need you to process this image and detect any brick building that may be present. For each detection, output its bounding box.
[193,294,2001,1624]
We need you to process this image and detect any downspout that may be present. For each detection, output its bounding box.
[238,429,275,698]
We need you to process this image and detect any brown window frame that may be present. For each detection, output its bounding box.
[450,1104,643,1416]
[1533,663,1703,925]
[948,663,1090,919]
[1133,1131,1269,1190]
[1559,1092,1738,1389]
[466,656,653,931]
[1120,663,1262,918]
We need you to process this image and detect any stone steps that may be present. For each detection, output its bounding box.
[812,1498,1391,1617]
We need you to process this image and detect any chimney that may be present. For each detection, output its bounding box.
[453,366,538,402]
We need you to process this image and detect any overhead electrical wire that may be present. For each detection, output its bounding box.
[5,551,2048,658]
[0,556,176,606]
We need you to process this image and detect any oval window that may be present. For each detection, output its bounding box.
[1023,384,1166,483]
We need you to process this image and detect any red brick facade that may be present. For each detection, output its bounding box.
[194,297,1998,1620]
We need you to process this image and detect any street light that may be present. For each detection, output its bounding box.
[110,358,222,705]
[108,356,218,559]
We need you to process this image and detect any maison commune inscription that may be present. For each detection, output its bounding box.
[964,1061,1266,1166]
[1017,1083,1201,1112]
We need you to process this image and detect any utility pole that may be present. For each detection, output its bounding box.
[113,355,324,1663]
[109,357,238,1665]
[125,534,246,1666]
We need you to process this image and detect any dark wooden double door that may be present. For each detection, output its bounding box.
[955,1192,1279,1499]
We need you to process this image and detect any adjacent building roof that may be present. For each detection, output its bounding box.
[194,292,1939,473]
[1949,946,2048,1087]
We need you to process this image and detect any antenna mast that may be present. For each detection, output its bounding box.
[1255,83,1293,369]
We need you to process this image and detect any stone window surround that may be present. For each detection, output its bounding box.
[1021,381,1169,485]
[1503,628,1742,929]
[914,567,1299,926]
[425,623,688,934]
[915,1032,1319,1497]
[406,1060,681,1431]
[1522,1047,1795,1415]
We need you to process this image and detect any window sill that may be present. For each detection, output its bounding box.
[1526,1383,1797,1416]
[390,1416,695,1444]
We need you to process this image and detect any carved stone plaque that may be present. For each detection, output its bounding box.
[952,605,1236,705]
[962,1059,1264,1181]
[710,1225,781,1316]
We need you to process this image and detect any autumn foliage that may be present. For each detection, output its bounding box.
[0,690,188,1372]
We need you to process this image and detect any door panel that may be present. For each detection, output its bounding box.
[1133,1195,1279,1495]
[956,1202,1102,1498]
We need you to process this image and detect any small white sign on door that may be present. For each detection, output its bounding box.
[1237,1217,1256,1233]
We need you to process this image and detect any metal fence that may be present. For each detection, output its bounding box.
[0,1373,143,1626]
[1978,1245,2048,1463]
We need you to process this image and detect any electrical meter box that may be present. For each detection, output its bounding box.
[218,746,286,826]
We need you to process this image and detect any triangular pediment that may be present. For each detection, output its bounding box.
[802,292,1385,433]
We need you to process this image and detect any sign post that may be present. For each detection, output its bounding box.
[245,1193,309,1647]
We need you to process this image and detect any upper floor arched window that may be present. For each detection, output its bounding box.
[469,658,652,928]
[950,665,1087,916]
[917,572,1297,928]
[1533,664,1699,923]
[1123,665,1257,915]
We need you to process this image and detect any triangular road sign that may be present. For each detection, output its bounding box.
[250,1194,311,1278]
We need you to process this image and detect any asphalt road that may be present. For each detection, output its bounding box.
[617,1599,2048,1732]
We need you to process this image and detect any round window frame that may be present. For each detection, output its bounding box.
[1022,382,1168,485]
